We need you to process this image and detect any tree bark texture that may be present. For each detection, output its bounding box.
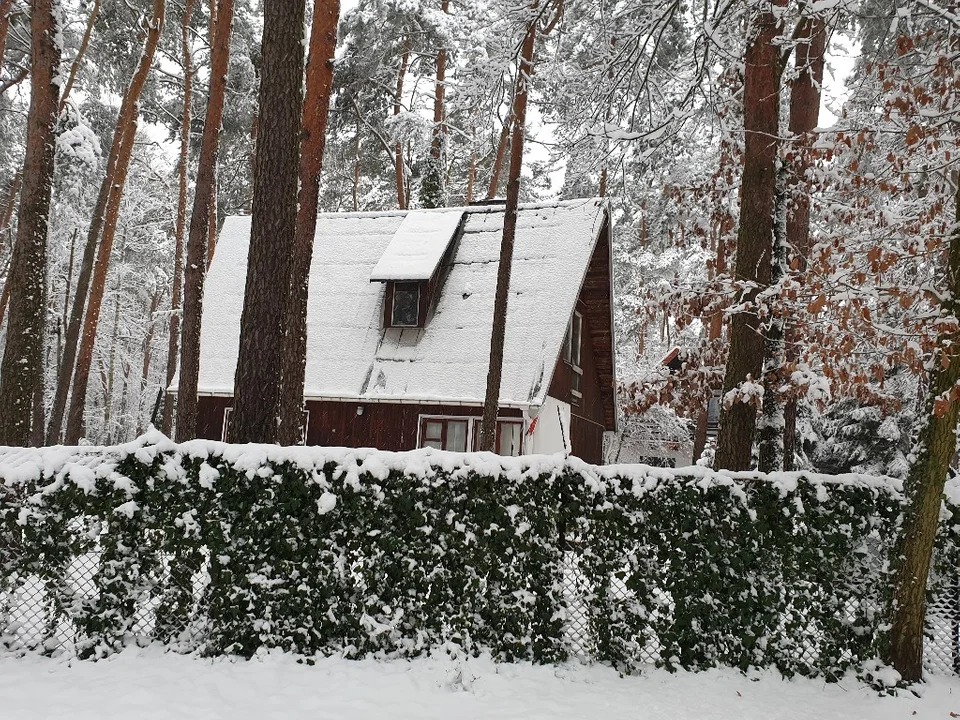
[175,0,234,441]
[230,0,306,444]
[0,0,15,72]
[276,0,339,446]
[420,1,448,209]
[47,0,163,444]
[713,0,782,471]
[479,10,537,451]
[64,0,165,445]
[758,162,788,473]
[887,177,960,683]
[782,14,827,471]
[0,0,60,446]
[487,123,510,200]
[394,46,409,210]
[162,0,195,435]
[59,0,101,112]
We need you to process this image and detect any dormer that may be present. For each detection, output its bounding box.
[370,209,466,329]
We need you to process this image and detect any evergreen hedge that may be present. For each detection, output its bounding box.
[1,431,957,678]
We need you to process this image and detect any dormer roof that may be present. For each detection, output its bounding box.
[369,209,465,282]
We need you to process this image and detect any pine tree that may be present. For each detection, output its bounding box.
[0,0,61,445]
[231,0,306,443]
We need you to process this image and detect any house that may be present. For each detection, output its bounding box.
[190,198,617,463]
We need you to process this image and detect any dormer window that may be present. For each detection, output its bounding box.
[391,282,420,327]
[370,209,466,331]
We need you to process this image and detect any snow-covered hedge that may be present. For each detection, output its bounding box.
[1,431,957,678]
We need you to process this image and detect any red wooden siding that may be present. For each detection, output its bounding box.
[196,395,523,451]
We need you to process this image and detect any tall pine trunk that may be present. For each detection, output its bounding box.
[162,0,195,435]
[64,0,165,444]
[486,124,510,200]
[479,7,537,451]
[0,0,60,446]
[782,14,827,470]
[0,0,15,69]
[175,0,233,441]
[276,0,339,446]
[887,176,960,683]
[47,0,163,444]
[757,162,788,472]
[713,0,782,471]
[58,0,101,112]
[393,45,409,210]
[230,0,306,443]
[420,0,448,209]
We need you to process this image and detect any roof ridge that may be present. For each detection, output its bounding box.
[221,197,603,223]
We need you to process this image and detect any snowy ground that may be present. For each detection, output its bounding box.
[3,649,960,719]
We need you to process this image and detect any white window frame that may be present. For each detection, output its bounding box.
[566,311,584,402]
[416,414,525,455]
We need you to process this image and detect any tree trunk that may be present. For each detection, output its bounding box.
[175,0,234,441]
[47,0,164,444]
[486,123,510,200]
[0,0,60,446]
[58,0,101,112]
[479,8,537,451]
[393,46,409,210]
[140,284,163,432]
[887,177,960,683]
[713,0,783,471]
[0,170,22,329]
[230,0,305,444]
[162,0,195,436]
[757,162,788,473]
[465,147,476,205]
[276,0,339,446]
[420,1,448,209]
[782,14,827,471]
[103,279,122,440]
[0,0,15,70]
[64,0,165,445]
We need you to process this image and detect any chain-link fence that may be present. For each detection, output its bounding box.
[5,544,959,676]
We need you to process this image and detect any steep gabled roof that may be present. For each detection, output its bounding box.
[196,198,612,410]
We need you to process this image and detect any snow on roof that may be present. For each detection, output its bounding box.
[196,198,609,408]
[369,209,465,282]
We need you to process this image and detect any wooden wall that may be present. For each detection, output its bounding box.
[196,395,522,451]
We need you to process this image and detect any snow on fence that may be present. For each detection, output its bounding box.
[1,430,959,678]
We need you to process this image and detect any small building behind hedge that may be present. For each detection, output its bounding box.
[185,198,617,463]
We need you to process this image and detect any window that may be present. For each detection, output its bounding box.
[471,418,524,456]
[391,283,420,327]
[419,417,468,452]
[565,311,583,403]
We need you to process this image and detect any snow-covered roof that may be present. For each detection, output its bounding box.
[196,198,610,409]
[369,209,465,282]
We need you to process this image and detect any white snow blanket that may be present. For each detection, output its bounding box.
[2,649,958,719]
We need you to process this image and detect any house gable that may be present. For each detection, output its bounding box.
[195,199,615,414]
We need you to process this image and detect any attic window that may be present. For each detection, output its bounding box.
[391,283,420,327]
[565,312,583,403]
